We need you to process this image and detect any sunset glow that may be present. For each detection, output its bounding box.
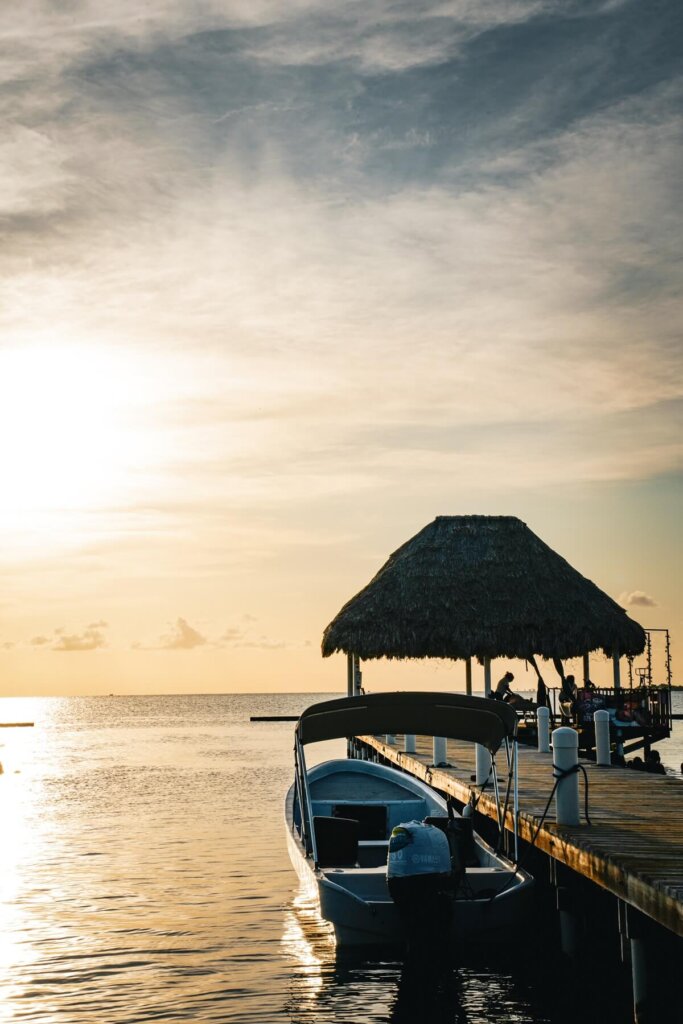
[0,1,680,695]
[1,344,143,517]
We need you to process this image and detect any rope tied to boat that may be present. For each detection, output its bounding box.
[515,760,592,869]
[551,761,592,826]
[484,761,592,903]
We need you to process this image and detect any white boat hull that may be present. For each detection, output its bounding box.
[285,759,534,947]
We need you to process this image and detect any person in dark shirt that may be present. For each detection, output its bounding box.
[493,671,515,702]
[559,674,578,720]
[644,749,666,775]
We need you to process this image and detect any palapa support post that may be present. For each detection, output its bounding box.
[583,653,590,684]
[465,658,472,696]
[613,648,624,761]
[475,656,492,784]
[353,654,362,696]
[613,646,621,690]
[346,653,355,756]
[594,709,611,766]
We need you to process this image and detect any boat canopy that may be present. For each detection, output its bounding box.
[296,691,517,753]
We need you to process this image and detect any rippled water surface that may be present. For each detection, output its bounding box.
[0,693,680,1023]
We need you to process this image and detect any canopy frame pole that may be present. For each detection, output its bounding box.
[512,733,520,862]
[492,758,503,834]
[483,656,492,695]
[294,732,318,866]
[475,656,493,783]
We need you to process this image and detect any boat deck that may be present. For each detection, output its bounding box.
[356,733,683,937]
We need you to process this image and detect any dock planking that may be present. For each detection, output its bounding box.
[356,733,683,938]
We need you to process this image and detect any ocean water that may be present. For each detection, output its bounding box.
[0,692,680,1024]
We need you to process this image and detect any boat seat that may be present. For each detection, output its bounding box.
[332,803,387,840]
[314,815,359,867]
[357,840,390,867]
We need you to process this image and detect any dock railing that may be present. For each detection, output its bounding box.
[546,684,672,729]
[532,684,673,759]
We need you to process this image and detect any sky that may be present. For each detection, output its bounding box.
[1,0,681,696]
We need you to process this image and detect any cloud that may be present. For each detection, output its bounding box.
[158,617,207,649]
[619,591,658,608]
[220,626,249,643]
[237,637,287,649]
[29,635,51,646]
[130,616,291,650]
[218,617,294,649]
[0,0,680,568]
[53,624,107,651]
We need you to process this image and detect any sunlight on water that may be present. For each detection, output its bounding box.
[0,693,679,1023]
[281,887,334,1001]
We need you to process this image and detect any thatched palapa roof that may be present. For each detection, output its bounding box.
[321,516,645,662]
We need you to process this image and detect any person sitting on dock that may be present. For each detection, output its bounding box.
[644,749,666,775]
[559,674,578,720]
[492,671,515,702]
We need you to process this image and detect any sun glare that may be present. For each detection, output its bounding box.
[0,343,153,527]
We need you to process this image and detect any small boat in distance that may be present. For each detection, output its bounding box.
[284,691,534,947]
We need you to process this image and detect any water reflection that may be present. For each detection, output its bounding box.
[0,694,630,1023]
[281,879,547,1024]
[281,890,398,1022]
[281,888,334,1002]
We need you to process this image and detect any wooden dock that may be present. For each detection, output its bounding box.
[356,733,683,938]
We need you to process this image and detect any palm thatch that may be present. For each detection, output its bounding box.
[321,516,645,662]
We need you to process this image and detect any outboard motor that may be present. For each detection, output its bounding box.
[423,806,478,888]
[387,820,454,943]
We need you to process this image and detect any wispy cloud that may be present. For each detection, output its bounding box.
[0,1,680,689]
[53,623,108,651]
[157,617,207,650]
[218,617,294,650]
[619,591,658,608]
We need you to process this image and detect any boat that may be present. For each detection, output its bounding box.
[284,691,534,946]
